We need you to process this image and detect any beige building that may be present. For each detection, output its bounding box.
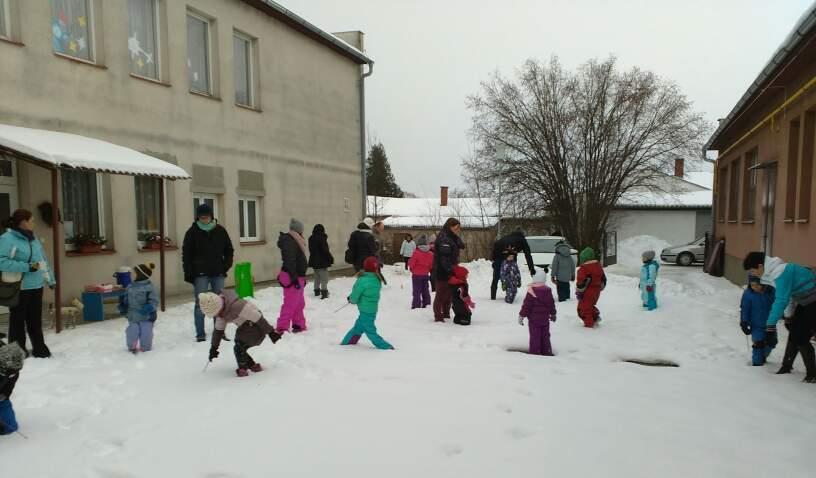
[0,0,372,302]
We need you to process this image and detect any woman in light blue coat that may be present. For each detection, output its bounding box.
[0,210,56,358]
[639,250,659,311]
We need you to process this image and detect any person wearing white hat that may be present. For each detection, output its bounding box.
[518,268,557,355]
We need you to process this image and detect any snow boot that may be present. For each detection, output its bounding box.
[236,368,249,377]
[797,344,816,382]
[321,289,329,300]
[777,340,799,374]
[292,324,305,334]
[314,290,321,297]
[250,363,263,373]
[196,336,206,343]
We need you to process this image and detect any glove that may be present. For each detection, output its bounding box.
[576,291,584,300]
[530,269,536,278]
[268,331,282,344]
[646,285,654,293]
[29,263,40,272]
[291,274,301,290]
[515,279,522,288]
[783,318,792,331]
[550,314,557,322]
[208,347,219,361]
[518,316,525,325]
[765,326,778,348]
[740,323,751,335]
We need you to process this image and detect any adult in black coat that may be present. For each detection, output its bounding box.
[432,218,465,321]
[182,203,234,341]
[308,224,334,299]
[490,229,535,300]
[346,218,378,272]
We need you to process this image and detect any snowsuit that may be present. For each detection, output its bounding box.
[519,285,557,355]
[308,224,334,298]
[0,338,21,435]
[211,290,281,370]
[119,279,159,352]
[341,273,393,349]
[490,232,535,300]
[277,231,308,332]
[576,251,606,328]
[408,246,434,309]
[500,260,522,304]
[448,266,475,326]
[639,260,660,311]
[550,243,575,302]
[433,228,465,321]
[346,224,378,272]
[740,286,777,366]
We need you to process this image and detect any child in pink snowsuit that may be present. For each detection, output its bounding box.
[518,269,557,355]
[277,219,309,333]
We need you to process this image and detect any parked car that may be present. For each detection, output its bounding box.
[660,237,706,266]
[526,236,578,270]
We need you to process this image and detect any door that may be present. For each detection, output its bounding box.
[0,156,18,315]
[603,231,618,267]
[761,165,777,255]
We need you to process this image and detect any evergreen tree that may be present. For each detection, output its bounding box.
[366,142,404,198]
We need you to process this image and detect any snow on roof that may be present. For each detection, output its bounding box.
[382,215,499,229]
[369,196,500,229]
[0,124,191,180]
[617,190,712,209]
[683,171,714,190]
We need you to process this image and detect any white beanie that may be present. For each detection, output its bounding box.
[198,292,223,318]
[363,217,375,228]
[531,268,548,285]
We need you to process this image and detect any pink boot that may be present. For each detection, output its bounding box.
[236,368,249,377]
[250,363,263,373]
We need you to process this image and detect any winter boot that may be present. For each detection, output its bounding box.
[236,368,249,377]
[250,363,263,373]
[776,340,798,374]
[798,344,816,383]
[314,290,321,297]
[292,324,305,334]
[321,289,329,300]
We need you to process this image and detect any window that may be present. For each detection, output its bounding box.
[186,12,212,95]
[51,0,94,62]
[799,111,815,221]
[728,158,741,222]
[135,177,166,242]
[127,0,159,80]
[193,193,218,219]
[238,197,261,242]
[742,149,758,221]
[0,0,8,39]
[717,167,727,222]
[62,170,102,243]
[233,31,255,107]
[785,118,801,220]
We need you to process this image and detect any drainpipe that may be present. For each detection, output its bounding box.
[360,61,374,217]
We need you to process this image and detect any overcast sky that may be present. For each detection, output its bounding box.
[285,0,813,196]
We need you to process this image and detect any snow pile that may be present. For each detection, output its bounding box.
[616,235,673,268]
[3,263,815,477]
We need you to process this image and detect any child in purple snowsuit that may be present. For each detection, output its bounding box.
[518,269,556,355]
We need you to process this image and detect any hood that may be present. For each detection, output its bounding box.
[357,222,371,231]
[312,224,326,236]
[418,245,430,253]
[760,256,787,287]
[555,243,571,256]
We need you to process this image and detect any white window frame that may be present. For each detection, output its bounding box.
[62,170,106,251]
[51,0,98,63]
[238,196,261,242]
[193,193,219,220]
[135,177,169,246]
[186,11,213,95]
[128,0,162,81]
[233,30,255,108]
[0,0,10,40]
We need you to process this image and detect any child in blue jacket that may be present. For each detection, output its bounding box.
[0,334,24,436]
[119,263,159,353]
[639,250,660,311]
[740,275,777,366]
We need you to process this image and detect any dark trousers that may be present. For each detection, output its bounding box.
[780,302,816,376]
[233,340,257,369]
[411,275,431,309]
[556,281,571,302]
[8,288,49,357]
[490,261,504,300]
[433,280,452,320]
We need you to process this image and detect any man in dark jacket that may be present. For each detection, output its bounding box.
[347,218,378,272]
[308,224,334,299]
[490,229,536,300]
[182,203,235,342]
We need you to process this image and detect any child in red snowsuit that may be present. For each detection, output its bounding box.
[448,265,475,326]
[576,247,606,328]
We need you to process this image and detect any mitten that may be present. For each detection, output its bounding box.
[550,314,557,322]
[515,279,522,288]
[518,316,525,325]
[765,326,778,348]
[208,347,219,361]
[576,291,584,300]
[740,323,751,336]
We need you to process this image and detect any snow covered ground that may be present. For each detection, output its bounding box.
[3,259,815,477]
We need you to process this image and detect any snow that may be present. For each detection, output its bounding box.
[0,124,191,180]
[616,235,673,268]
[382,215,499,229]
[684,171,714,190]
[3,261,816,477]
[618,189,712,208]
[370,196,499,228]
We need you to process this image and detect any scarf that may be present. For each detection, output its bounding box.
[289,231,308,257]
[13,228,34,242]
[196,220,217,232]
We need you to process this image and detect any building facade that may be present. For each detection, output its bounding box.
[706,3,816,284]
[0,0,371,301]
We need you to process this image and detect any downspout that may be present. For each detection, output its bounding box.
[360,61,374,217]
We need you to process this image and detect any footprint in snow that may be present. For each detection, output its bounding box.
[515,388,534,397]
[507,427,536,440]
[92,438,125,457]
[441,444,464,457]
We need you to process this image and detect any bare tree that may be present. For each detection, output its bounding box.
[465,56,711,250]
[367,196,390,221]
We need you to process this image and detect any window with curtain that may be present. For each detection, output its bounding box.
[238,197,260,241]
[233,33,252,106]
[187,13,210,94]
[0,0,8,39]
[135,176,161,240]
[62,170,100,241]
[51,0,93,61]
[128,0,159,80]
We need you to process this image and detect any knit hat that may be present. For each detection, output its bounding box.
[579,247,596,265]
[642,250,656,262]
[363,217,375,228]
[743,251,766,270]
[362,256,379,273]
[416,234,428,246]
[198,292,223,318]
[289,218,305,235]
[0,343,24,373]
[196,203,214,219]
[134,262,155,282]
[531,268,548,284]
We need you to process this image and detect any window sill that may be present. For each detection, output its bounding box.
[138,245,179,253]
[66,249,117,257]
[795,219,810,224]
[131,74,171,88]
[240,240,266,247]
[54,52,107,70]
[784,219,795,223]
[190,90,221,101]
[727,220,738,224]
[740,220,755,224]
[236,103,262,113]
[0,37,24,47]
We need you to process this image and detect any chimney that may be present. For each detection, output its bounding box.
[674,158,685,178]
[440,186,449,207]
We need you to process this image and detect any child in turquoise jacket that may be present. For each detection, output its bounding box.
[341,257,394,350]
[639,250,660,311]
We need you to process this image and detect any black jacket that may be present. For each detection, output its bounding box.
[182,222,234,282]
[347,224,378,271]
[308,225,334,270]
[491,232,535,275]
[433,228,465,281]
[278,232,308,283]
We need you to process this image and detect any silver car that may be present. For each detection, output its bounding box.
[660,237,706,266]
